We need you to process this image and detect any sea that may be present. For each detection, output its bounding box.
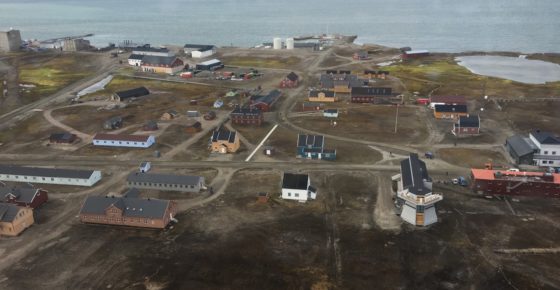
[0,0,559,53]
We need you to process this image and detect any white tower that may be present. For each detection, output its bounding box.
[286,38,294,50]
[273,37,282,50]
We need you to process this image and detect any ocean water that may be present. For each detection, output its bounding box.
[0,0,559,52]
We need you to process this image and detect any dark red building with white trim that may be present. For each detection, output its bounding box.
[1,187,49,208]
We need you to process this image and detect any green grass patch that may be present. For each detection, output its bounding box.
[224,56,300,69]
[385,57,560,98]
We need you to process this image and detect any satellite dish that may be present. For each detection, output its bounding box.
[484,95,488,100]
[480,108,484,111]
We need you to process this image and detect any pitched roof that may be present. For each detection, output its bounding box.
[128,54,145,60]
[252,90,281,106]
[530,130,560,145]
[400,153,431,196]
[80,196,171,219]
[297,134,324,148]
[198,59,222,66]
[457,115,480,128]
[231,107,262,116]
[132,46,170,53]
[506,135,536,157]
[93,134,152,143]
[434,104,467,113]
[351,87,393,96]
[309,90,335,98]
[49,132,76,142]
[0,187,39,204]
[0,203,23,222]
[184,44,215,51]
[282,173,309,190]
[212,129,237,143]
[0,165,97,179]
[286,72,299,82]
[114,87,150,100]
[141,55,181,66]
[127,172,203,186]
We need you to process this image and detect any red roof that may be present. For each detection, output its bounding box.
[471,169,560,184]
[429,95,467,104]
[93,133,151,142]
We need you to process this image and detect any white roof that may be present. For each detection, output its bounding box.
[198,59,221,66]
[406,50,429,54]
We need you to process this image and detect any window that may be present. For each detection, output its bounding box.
[295,193,299,197]
[288,192,291,197]
[544,151,548,155]
[553,152,557,155]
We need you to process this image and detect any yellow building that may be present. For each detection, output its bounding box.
[141,55,184,75]
[308,90,337,102]
[0,203,34,236]
[211,129,240,154]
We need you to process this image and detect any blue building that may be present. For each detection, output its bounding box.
[296,134,336,161]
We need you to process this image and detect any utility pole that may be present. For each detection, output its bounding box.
[394,104,399,133]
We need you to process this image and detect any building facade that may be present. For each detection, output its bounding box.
[452,115,480,136]
[184,44,216,58]
[230,107,263,126]
[529,131,560,167]
[93,134,155,148]
[393,154,443,226]
[309,90,337,102]
[279,72,299,88]
[471,169,560,198]
[429,96,467,109]
[127,172,205,192]
[0,165,101,187]
[128,54,144,66]
[79,195,177,229]
[250,90,282,112]
[131,46,174,57]
[111,87,150,102]
[0,203,34,236]
[141,56,184,74]
[0,29,21,52]
[323,109,339,118]
[195,59,223,71]
[281,173,317,202]
[1,187,48,209]
[211,129,240,153]
[350,87,396,104]
[296,134,336,161]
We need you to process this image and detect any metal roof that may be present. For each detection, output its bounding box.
[457,115,480,128]
[530,130,560,145]
[93,134,152,142]
[434,104,467,113]
[0,165,97,179]
[127,172,203,186]
[286,72,299,82]
[184,44,215,51]
[252,89,282,106]
[282,173,309,190]
[132,47,170,53]
[506,135,536,157]
[309,90,335,98]
[0,187,39,204]
[80,195,171,219]
[405,50,429,54]
[198,59,222,66]
[141,55,180,66]
[0,203,23,222]
[128,54,145,60]
[400,154,431,196]
[429,95,466,104]
[297,134,324,148]
[114,87,150,100]
[211,129,237,143]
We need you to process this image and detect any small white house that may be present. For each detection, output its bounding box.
[323,109,339,118]
[0,165,102,187]
[128,54,144,66]
[281,173,317,202]
[529,130,560,167]
[184,44,216,58]
[139,162,151,173]
[93,134,155,148]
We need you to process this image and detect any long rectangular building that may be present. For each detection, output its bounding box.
[0,165,101,187]
[470,169,560,198]
[93,134,155,148]
[127,172,205,192]
[79,195,176,229]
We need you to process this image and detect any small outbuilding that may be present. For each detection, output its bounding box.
[111,87,150,102]
[281,173,317,203]
[279,72,300,88]
[185,121,202,133]
[142,120,159,131]
[49,132,77,144]
[161,110,179,120]
[323,109,339,118]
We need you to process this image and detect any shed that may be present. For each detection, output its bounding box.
[49,132,77,144]
[185,121,202,133]
[103,116,123,130]
[142,120,159,131]
[161,110,179,120]
[112,87,150,102]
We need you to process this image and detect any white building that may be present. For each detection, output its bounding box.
[0,165,101,187]
[131,47,174,57]
[128,54,144,66]
[93,134,155,148]
[529,130,560,167]
[184,44,216,58]
[281,173,317,202]
[393,154,443,226]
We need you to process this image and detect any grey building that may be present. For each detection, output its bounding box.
[127,172,205,192]
[0,29,21,52]
[505,135,538,165]
[0,165,102,187]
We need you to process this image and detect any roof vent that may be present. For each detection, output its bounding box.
[139,208,143,211]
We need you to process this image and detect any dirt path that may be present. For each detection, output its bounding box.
[43,109,92,141]
[175,168,236,212]
[224,123,254,150]
[373,174,402,231]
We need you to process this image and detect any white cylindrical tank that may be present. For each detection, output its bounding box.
[286,38,294,50]
[273,37,282,50]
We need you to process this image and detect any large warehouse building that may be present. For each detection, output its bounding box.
[470,169,560,198]
[126,172,205,192]
[0,165,101,187]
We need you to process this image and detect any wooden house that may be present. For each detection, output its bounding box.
[161,110,179,120]
[250,90,282,112]
[452,115,480,136]
[230,107,263,126]
[49,132,77,144]
[142,120,159,131]
[0,203,34,236]
[302,102,325,112]
[141,55,184,75]
[308,90,337,102]
[1,187,48,209]
[211,129,240,154]
[351,87,395,104]
[433,104,468,119]
[185,121,202,133]
[280,72,300,88]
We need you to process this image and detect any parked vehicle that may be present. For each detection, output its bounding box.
[139,161,151,173]
[458,176,468,186]
[424,152,434,159]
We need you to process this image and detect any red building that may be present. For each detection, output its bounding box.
[452,115,480,136]
[401,50,429,59]
[279,72,299,88]
[230,107,263,126]
[250,90,282,112]
[1,187,48,209]
[470,169,560,198]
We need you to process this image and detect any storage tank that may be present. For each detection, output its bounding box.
[273,37,282,50]
[286,38,294,50]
